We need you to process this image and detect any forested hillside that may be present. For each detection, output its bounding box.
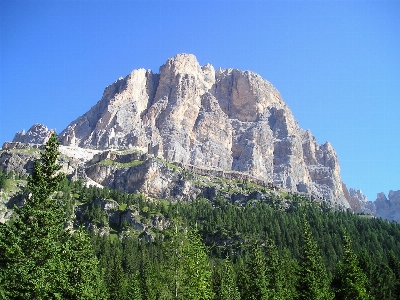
[64,178,400,299]
[1,135,400,299]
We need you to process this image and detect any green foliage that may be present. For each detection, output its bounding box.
[64,227,108,299]
[125,272,142,300]
[119,203,127,211]
[161,227,214,299]
[36,181,400,299]
[265,242,298,300]
[27,134,65,205]
[388,251,400,300]
[333,233,373,300]
[240,243,268,300]
[83,190,400,299]
[3,145,400,299]
[0,133,106,299]
[0,170,6,190]
[0,169,27,194]
[0,134,66,298]
[297,218,334,300]
[215,257,240,300]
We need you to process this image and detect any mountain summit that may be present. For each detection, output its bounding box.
[59,54,349,207]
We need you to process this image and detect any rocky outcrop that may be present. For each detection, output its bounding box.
[349,188,375,215]
[375,190,400,223]
[301,130,346,205]
[342,184,375,215]
[0,149,38,176]
[344,188,400,223]
[86,158,202,201]
[0,142,101,180]
[59,54,350,207]
[12,124,53,144]
[73,198,171,236]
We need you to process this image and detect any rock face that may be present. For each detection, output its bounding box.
[375,190,400,223]
[0,145,39,176]
[85,157,202,202]
[349,188,376,215]
[0,143,95,182]
[59,54,350,207]
[12,124,53,144]
[342,184,376,215]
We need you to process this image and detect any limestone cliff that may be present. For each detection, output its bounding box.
[342,184,375,215]
[375,191,400,223]
[59,54,349,207]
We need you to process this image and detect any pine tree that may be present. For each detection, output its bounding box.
[388,251,400,300]
[108,253,126,299]
[297,218,334,300]
[265,241,297,300]
[333,233,373,300]
[0,133,66,298]
[240,242,268,300]
[64,227,108,299]
[370,262,397,300]
[184,229,214,299]
[0,133,106,299]
[163,226,214,299]
[125,272,142,300]
[217,256,240,300]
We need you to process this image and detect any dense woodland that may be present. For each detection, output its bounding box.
[1,135,400,299]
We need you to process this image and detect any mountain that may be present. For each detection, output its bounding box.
[3,54,399,219]
[375,190,400,223]
[12,124,54,144]
[2,55,400,299]
[341,184,400,223]
[58,53,349,208]
[342,185,375,215]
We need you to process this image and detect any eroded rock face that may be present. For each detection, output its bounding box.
[58,54,349,206]
[375,190,400,223]
[0,144,96,182]
[13,124,53,144]
[0,149,38,176]
[85,158,202,201]
[342,184,376,215]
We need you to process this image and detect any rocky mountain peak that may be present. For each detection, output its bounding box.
[388,190,400,201]
[12,124,53,144]
[349,188,368,202]
[161,53,203,76]
[343,186,375,215]
[57,54,350,207]
[374,190,400,223]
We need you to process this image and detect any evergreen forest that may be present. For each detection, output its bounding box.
[1,134,400,299]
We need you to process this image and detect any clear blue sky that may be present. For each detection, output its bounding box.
[1,0,399,201]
